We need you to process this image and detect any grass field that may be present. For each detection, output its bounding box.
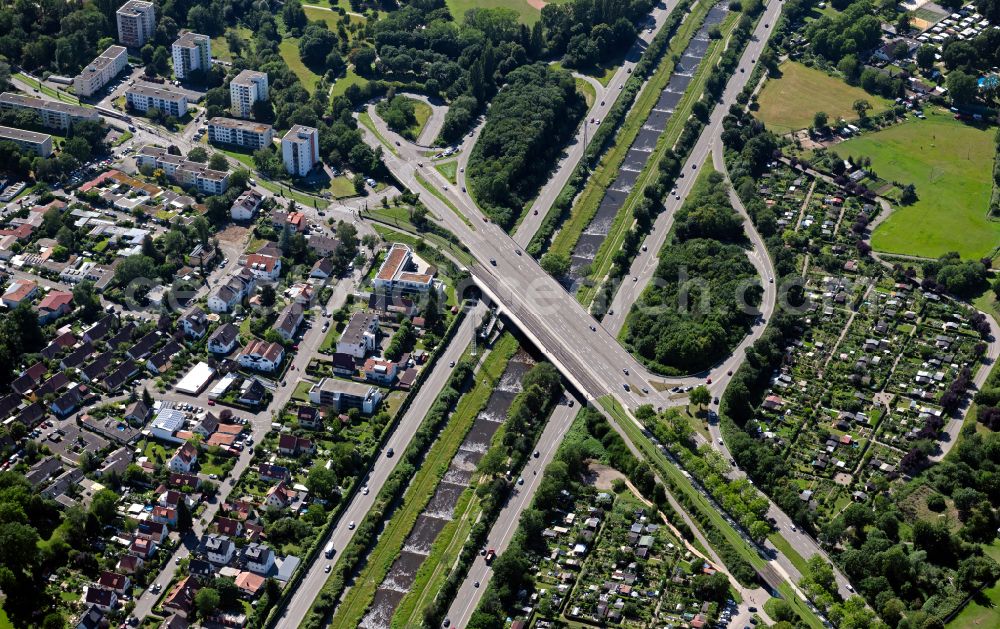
[838,108,999,260]
[411,99,433,138]
[328,335,518,628]
[755,61,892,134]
[211,27,252,62]
[947,580,1000,628]
[435,160,458,183]
[332,66,368,98]
[279,37,321,91]
[575,76,597,108]
[446,0,542,24]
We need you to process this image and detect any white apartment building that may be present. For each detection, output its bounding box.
[126,84,189,118]
[207,117,274,150]
[229,70,268,118]
[73,45,129,98]
[0,125,53,157]
[373,243,435,294]
[281,125,320,177]
[136,146,229,195]
[116,0,156,48]
[171,32,211,80]
[0,92,100,131]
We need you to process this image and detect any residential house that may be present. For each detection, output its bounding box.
[127,331,160,360]
[61,342,95,369]
[80,352,114,382]
[98,571,131,595]
[136,520,168,544]
[168,442,198,473]
[180,307,208,339]
[235,571,265,597]
[273,302,304,340]
[129,536,156,559]
[310,257,334,280]
[307,234,339,257]
[237,339,284,373]
[372,243,435,294]
[11,361,47,395]
[82,314,117,343]
[244,253,281,281]
[328,353,356,377]
[308,378,382,414]
[263,481,296,510]
[201,533,235,565]
[277,434,314,456]
[50,387,83,417]
[116,554,143,575]
[208,269,256,313]
[364,358,398,385]
[169,472,200,489]
[243,542,275,575]
[75,606,104,629]
[258,463,290,483]
[105,361,139,393]
[125,400,151,424]
[336,312,379,358]
[296,405,321,429]
[82,586,117,612]
[2,279,38,308]
[230,189,264,221]
[152,505,178,527]
[208,322,239,354]
[216,516,243,538]
[162,576,199,618]
[37,290,73,322]
[237,378,266,407]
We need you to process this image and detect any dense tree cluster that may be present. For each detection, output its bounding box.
[540,0,653,69]
[466,63,585,228]
[920,252,987,298]
[375,94,419,139]
[804,1,882,66]
[624,172,759,374]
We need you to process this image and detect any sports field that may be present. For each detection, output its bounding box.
[839,108,999,260]
[756,61,891,133]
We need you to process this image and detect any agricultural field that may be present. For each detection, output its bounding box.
[755,61,891,134]
[837,109,999,260]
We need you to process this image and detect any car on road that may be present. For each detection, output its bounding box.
[623,368,629,375]
[517,477,524,485]
[325,564,331,573]
[622,383,630,391]
[208,400,215,406]
[348,521,355,529]
[474,581,480,588]
[489,258,496,266]
[362,486,369,495]
[533,450,539,458]
[387,448,394,457]
[443,619,450,627]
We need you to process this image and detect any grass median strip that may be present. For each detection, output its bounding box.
[547,1,711,263]
[577,13,739,306]
[414,171,474,229]
[359,110,399,156]
[328,334,519,628]
[598,396,826,629]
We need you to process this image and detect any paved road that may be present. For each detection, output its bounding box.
[443,401,578,628]
[130,273,359,620]
[277,303,486,627]
[512,0,678,248]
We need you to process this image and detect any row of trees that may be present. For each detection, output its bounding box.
[540,0,653,69]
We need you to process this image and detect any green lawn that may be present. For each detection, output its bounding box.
[575,76,597,108]
[434,160,458,184]
[411,99,433,139]
[947,579,1000,628]
[327,175,357,198]
[755,61,892,134]
[446,0,542,24]
[211,27,253,63]
[358,110,398,156]
[331,66,368,98]
[279,37,321,91]
[838,108,999,260]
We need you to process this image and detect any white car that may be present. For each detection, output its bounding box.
[348,521,355,530]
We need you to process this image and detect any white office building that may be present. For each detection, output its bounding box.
[73,45,129,98]
[207,117,274,150]
[171,32,211,80]
[126,84,189,118]
[281,125,320,177]
[116,0,156,48]
[229,70,268,118]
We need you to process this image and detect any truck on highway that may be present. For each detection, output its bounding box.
[324,541,335,559]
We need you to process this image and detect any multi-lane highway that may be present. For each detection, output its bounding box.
[441,401,578,628]
[277,304,485,627]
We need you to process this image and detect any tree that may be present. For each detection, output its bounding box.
[195,587,220,617]
[208,153,229,172]
[72,281,101,321]
[540,252,571,277]
[916,45,937,72]
[188,147,209,162]
[852,99,871,121]
[813,111,829,130]
[306,466,338,499]
[260,284,276,307]
[900,184,917,205]
[690,385,711,408]
[947,70,978,105]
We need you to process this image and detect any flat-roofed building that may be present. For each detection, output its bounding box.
[171,32,211,80]
[126,84,189,118]
[208,117,274,150]
[0,125,53,157]
[136,146,229,195]
[117,0,156,48]
[73,46,129,98]
[308,377,382,414]
[281,125,319,177]
[0,92,100,131]
[230,70,268,118]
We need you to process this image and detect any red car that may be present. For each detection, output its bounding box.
[706,378,712,384]
[208,400,216,406]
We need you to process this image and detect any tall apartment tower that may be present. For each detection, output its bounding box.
[172,33,211,80]
[116,1,156,49]
[229,70,269,119]
[281,125,320,177]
